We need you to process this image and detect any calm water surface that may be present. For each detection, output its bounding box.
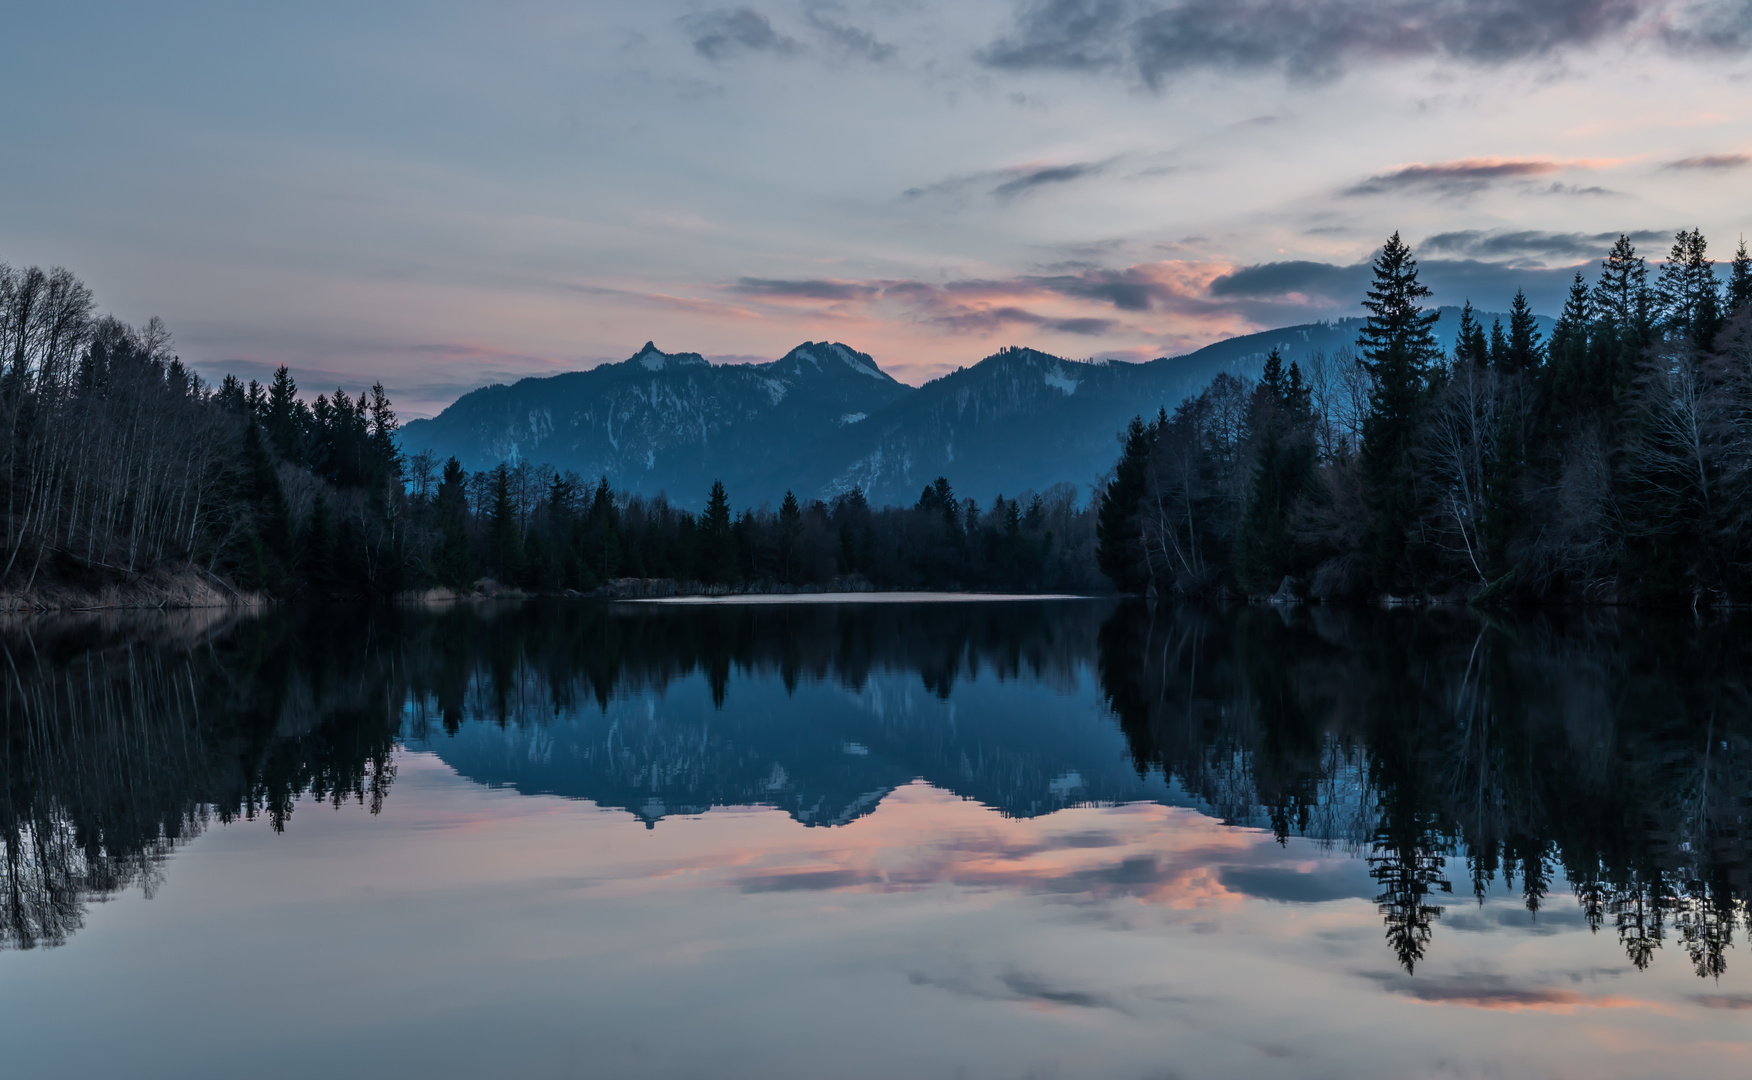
[2,600,1749,1078]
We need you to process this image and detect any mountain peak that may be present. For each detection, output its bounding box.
[766,341,895,384]
[627,342,708,372]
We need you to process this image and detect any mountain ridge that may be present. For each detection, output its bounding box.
[401,307,1551,510]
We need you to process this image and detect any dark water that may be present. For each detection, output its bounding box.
[2,599,1750,1078]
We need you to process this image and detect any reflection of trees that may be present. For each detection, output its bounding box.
[1097,602,1752,977]
[0,611,401,950]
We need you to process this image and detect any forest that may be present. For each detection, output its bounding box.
[5,224,1750,605]
[1097,229,1752,606]
[0,261,1095,600]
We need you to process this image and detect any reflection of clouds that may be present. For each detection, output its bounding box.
[608,782,1287,912]
[1366,971,1664,1013]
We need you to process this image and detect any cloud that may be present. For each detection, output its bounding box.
[904,160,1111,202]
[1208,260,1371,304]
[1346,158,1564,196]
[1420,228,1669,262]
[1366,972,1652,1012]
[805,5,897,61]
[980,1,1748,86]
[1694,994,1752,1009]
[735,277,881,301]
[989,162,1106,198]
[1664,152,1752,169]
[685,8,799,59]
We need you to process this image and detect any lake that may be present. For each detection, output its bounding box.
[1,599,1748,1078]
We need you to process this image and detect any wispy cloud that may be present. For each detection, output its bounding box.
[904,160,1113,202]
[1664,152,1751,169]
[1346,158,1564,196]
[1420,227,1668,262]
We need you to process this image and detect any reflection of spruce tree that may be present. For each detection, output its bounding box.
[1369,803,1453,974]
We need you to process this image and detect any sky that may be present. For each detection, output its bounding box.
[3,1,1750,416]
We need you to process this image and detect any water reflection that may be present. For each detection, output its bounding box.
[1,600,1748,984]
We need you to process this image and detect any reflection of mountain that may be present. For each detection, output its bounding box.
[419,667,1169,828]
[4,599,1751,979]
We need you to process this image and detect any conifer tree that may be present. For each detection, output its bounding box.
[1454,301,1487,368]
[699,479,734,584]
[1506,289,1544,374]
[434,457,475,588]
[1729,237,1752,317]
[1488,318,1509,371]
[1357,232,1441,592]
[1591,235,1651,405]
[1656,228,1722,349]
[1096,415,1156,593]
[486,464,522,583]
[1544,272,1593,426]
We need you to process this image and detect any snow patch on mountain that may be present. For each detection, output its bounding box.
[839,412,866,425]
[1043,369,1079,395]
[830,343,888,381]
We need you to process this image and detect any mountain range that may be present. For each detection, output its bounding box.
[400,307,1551,510]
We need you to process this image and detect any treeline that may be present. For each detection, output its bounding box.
[406,462,1100,595]
[1098,229,1752,605]
[0,260,1096,600]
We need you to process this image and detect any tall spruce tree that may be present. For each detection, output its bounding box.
[1454,301,1488,368]
[1505,289,1544,374]
[485,464,522,583]
[699,480,735,585]
[1357,232,1441,593]
[1543,272,1593,426]
[1656,228,1722,349]
[1729,237,1752,317]
[1591,235,1651,406]
[1096,414,1157,593]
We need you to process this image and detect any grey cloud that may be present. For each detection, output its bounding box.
[805,5,898,61]
[1420,228,1668,263]
[735,277,880,300]
[1209,260,1371,304]
[981,1,1742,86]
[1694,993,1752,1009]
[1210,256,1593,317]
[929,304,1117,335]
[990,162,1105,198]
[908,969,1125,1012]
[1024,267,1179,310]
[1664,153,1751,169]
[905,160,1111,202]
[1346,159,1562,196]
[1219,866,1374,904]
[686,8,799,59]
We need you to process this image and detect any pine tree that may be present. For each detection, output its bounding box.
[1454,301,1487,369]
[1096,415,1156,593]
[486,464,523,583]
[1656,228,1722,349]
[1544,272,1593,425]
[699,479,734,585]
[1506,289,1544,374]
[1591,235,1651,406]
[435,457,475,588]
[1357,232,1441,593]
[265,365,304,463]
[1488,318,1509,371]
[1729,236,1752,317]
[777,489,802,582]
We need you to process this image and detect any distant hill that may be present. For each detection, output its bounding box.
[400,307,1552,510]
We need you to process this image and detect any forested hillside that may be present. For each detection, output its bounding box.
[1096,229,1752,606]
[0,263,1096,600]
